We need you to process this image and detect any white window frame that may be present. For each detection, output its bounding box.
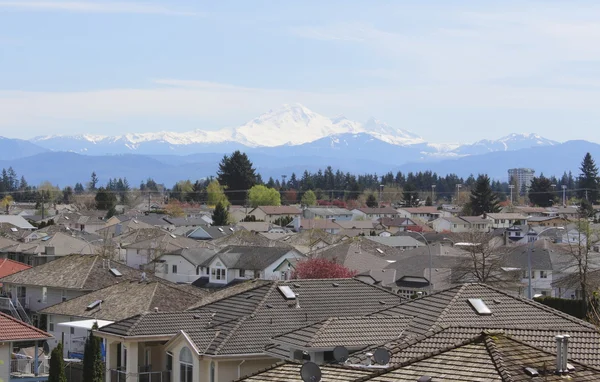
[48,315,54,332]
[42,287,47,303]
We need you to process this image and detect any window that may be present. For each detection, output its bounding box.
[61,290,67,302]
[210,361,215,382]
[531,271,536,279]
[540,270,548,279]
[48,315,54,331]
[211,268,226,280]
[145,349,151,368]
[172,265,178,274]
[179,347,193,382]
[239,269,246,277]
[42,287,47,303]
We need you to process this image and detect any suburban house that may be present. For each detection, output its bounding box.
[364,236,424,250]
[0,254,160,326]
[527,216,571,227]
[288,217,342,234]
[94,278,402,382]
[154,248,217,284]
[179,225,237,241]
[276,229,345,254]
[396,206,449,222]
[242,282,600,381]
[0,215,36,230]
[0,312,52,382]
[39,279,203,358]
[235,222,278,233]
[247,206,302,224]
[484,213,528,229]
[302,207,353,221]
[0,232,100,266]
[377,217,419,233]
[432,216,492,233]
[351,207,399,221]
[95,218,156,238]
[53,211,108,233]
[164,216,214,228]
[193,245,304,287]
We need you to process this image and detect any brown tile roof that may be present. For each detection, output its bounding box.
[271,316,411,349]
[0,311,52,341]
[256,206,302,215]
[297,219,342,230]
[0,254,159,290]
[39,280,205,321]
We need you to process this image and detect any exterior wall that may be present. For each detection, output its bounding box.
[249,209,267,222]
[432,219,452,233]
[11,285,85,312]
[215,358,277,382]
[126,248,151,269]
[263,251,304,280]
[0,342,9,382]
[46,314,90,357]
[170,339,202,382]
[155,254,199,283]
[519,270,553,297]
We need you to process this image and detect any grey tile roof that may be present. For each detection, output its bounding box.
[357,207,399,214]
[236,362,374,382]
[271,316,411,349]
[372,283,596,336]
[39,279,204,321]
[315,238,407,273]
[255,206,302,215]
[212,230,292,248]
[0,254,159,290]
[365,236,424,248]
[101,311,216,337]
[201,245,298,270]
[162,248,216,267]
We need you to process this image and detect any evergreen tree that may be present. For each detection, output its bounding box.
[366,194,378,208]
[89,171,99,191]
[578,153,599,203]
[217,151,257,205]
[82,322,104,382]
[95,187,117,210]
[74,182,85,194]
[425,196,433,206]
[402,183,419,207]
[212,201,229,225]
[468,175,501,215]
[529,176,555,207]
[49,342,67,382]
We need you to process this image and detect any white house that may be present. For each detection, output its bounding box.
[397,206,449,222]
[154,248,216,284]
[351,207,399,221]
[484,213,528,229]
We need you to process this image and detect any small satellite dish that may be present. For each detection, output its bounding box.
[300,362,322,382]
[373,348,391,365]
[333,346,349,363]
[42,341,50,354]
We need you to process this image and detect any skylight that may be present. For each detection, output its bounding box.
[468,298,492,315]
[229,227,234,232]
[376,248,384,254]
[170,233,176,239]
[218,227,224,232]
[65,216,69,220]
[42,236,52,241]
[109,268,122,277]
[10,227,18,232]
[86,300,102,310]
[278,285,296,300]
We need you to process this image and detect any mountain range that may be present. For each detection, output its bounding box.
[0,104,592,186]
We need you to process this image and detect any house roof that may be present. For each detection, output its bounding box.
[255,206,302,215]
[336,220,375,229]
[485,213,528,220]
[163,217,213,227]
[96,218,155,236]
[372,283,596,337]
[460,216,492,224]
[212,230,292,248]
[121,230,205,251]
[398,207,441,214]
[0,258,31,278]
[0,231,101,256]
[0,254,159,290]
[0,311,52,341]
[296,218,342,230]
[366,236,424,248]
[237,362,374,382]
[305,207,352,216]
[0,215,36,229]
[271,316,411,349]
[39,279,204,321]
[235,222,273,233]
[202,245,298,270]
[163,248,216,267]
[99,278,403,356]
[315,238,406,273]
[356,207,398,215]
[378,217,416,227]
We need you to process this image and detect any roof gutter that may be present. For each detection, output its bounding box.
[94,331,175,342]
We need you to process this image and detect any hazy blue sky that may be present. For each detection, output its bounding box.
[1,1,600,143]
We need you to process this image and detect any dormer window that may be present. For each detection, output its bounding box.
[211,268,226,280]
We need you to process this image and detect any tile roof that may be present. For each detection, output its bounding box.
[236,362,373,382]
[356,207,399,215]
[0,231,101,256]
[372,283,596,336]
[162,248,216,267]
[0,254,159,290]
[0,215,36,229]
[0,258,31,278]
[305,207,353,216]
[271,316,411,349]
[315,237,407,273]
[39,280,204,321]
[398,207,441,214]
[365,236,424,248]
[256,206,302,215]
[0,311,52,341]
[202,245,299,270]
[336,220,375,229]
[212,230,292,248]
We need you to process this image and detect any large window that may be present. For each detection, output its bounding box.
[179,347,193,382]
[211,268,226,280]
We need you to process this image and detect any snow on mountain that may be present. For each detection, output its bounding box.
[452,133,558,156]
[362,117,424,145]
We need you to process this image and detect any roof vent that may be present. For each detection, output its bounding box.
[109,268,122,277]
[266,304,273,309]
[193,314,203,319]
[154,307,159,312]
[523,367,539,377]
[332,282,340,287]
[277,285,296,300]
[376,248,384,254]
[293,283,301,288]
[86,300,102,310]
[218,227,224,232]
[468,298,492,315]
[378,300,387,305]
[10,227,18,232]
[417,377,432,382]
[493,299,501,304]
[170,233,176,239]
[245,294,254,299]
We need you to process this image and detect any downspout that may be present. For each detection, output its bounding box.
[238,359,246,378]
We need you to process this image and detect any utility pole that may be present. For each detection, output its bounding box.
[431,184,436,202]
[456,184,462,205]
[508,185,515,205]
[562,185,567,207]
[41,193,45,220]
[379,185,384,207]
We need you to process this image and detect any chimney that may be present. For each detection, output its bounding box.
[562,335,570,373]
[554,335,564,374]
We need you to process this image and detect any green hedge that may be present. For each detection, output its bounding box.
[533,296,586,319]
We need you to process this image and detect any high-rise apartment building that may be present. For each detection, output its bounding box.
[508,168,535,195]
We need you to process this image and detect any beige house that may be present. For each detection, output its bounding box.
[247,206,302,224]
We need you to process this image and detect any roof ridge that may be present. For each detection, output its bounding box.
[252,282,279,314]
[484,333,514,382]
[430,284,468,330]
[212,316,249,355]
[0,311,51,339]
[147,282,159,311]
[309,317,335,347]
[80,255,99,289]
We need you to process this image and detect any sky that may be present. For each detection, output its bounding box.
[1,1,600,144]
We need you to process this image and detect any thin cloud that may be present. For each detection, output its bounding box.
[0,1,199,16]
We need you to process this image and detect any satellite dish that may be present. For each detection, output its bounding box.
[300,362,322,382]
[42,341,50,355]
[333,346,349,363]
[373,348,391,365]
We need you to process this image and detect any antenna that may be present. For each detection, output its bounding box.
[300,362,322,382]
[373,348,391,365]
[333,346,349,363]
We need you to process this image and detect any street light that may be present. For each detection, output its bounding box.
[407,229,433,293]
[526,226,564,299]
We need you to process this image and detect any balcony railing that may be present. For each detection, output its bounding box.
[109,369,171,382]
[10,358,50,377]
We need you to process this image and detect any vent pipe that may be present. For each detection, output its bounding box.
[555,335,564,374]
[562,335,570,373]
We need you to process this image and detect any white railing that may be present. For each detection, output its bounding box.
[10,358,50,376]
[109,369,171,382]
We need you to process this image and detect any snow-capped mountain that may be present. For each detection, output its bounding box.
[30,104,424,154]
[451,133,558,156]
